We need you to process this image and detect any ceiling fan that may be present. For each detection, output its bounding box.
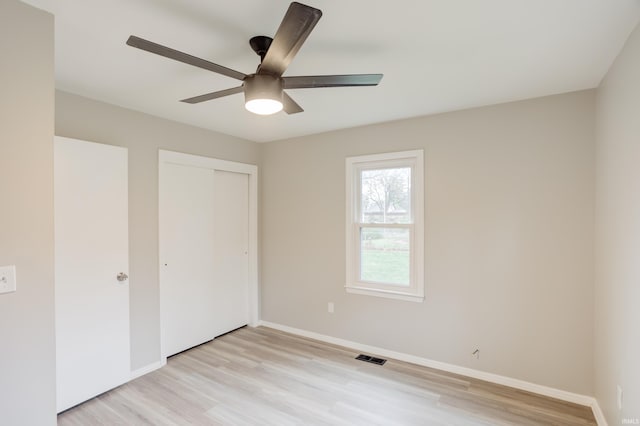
[126,2,383,115]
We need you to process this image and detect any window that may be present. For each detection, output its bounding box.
[346,150,424,302]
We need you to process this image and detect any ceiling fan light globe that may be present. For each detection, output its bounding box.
[244,74,284,115]
[245,98,283,115]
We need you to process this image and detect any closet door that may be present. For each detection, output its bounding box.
[160,158,251,358]
[211,170,249,337]
[54,136,130,413]
[160,163,217,357]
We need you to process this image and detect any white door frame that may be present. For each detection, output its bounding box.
[158,150,259,359]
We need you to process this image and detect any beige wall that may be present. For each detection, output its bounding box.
[55,91,260,370]
[3,1,636,419]
[260,90,595,395]
[0,1,56,425]
[595,21,640,424]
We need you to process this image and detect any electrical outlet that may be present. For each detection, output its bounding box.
[617,385,623,410]
[328,302,334,313]
[0,265,17,294]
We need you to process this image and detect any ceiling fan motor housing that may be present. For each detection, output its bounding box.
[244,74,283,104]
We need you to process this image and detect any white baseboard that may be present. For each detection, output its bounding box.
[258,320,605,424]
[590,400,608,426]
[130,358,166,380]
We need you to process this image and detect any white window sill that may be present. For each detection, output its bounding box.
[345,285,424,303]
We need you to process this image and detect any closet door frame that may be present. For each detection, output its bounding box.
[158,150,259,360]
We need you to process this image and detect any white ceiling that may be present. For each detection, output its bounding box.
[23,0,640,142]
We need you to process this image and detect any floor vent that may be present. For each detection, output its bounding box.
[355,354,387,365]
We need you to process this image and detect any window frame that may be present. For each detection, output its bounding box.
[345,150,424,302]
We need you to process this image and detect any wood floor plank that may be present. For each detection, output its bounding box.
[58,326,596,425]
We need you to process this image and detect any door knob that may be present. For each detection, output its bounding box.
[117,272,129,282]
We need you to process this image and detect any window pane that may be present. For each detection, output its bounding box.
[360,227,410,286]
[360,167,411,224]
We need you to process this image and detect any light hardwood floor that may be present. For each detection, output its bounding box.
[58,326,596,425]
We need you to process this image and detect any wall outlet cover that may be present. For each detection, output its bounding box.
[0,265,17,294]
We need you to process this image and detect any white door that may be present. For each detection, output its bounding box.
[160,163,217,356]
[54,136,130,413]
[211,170,249,337]
[160,161,250,358]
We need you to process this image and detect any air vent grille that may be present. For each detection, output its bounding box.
[355,354,386,365]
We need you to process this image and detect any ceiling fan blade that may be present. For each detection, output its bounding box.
[259,2,322,77]
[180,86,244,104]
[282,92,304,114]
[127,36,246,81]
[283,74,383,89]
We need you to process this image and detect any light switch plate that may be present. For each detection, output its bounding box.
[0,265,17,294]
[617,385,623,410]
